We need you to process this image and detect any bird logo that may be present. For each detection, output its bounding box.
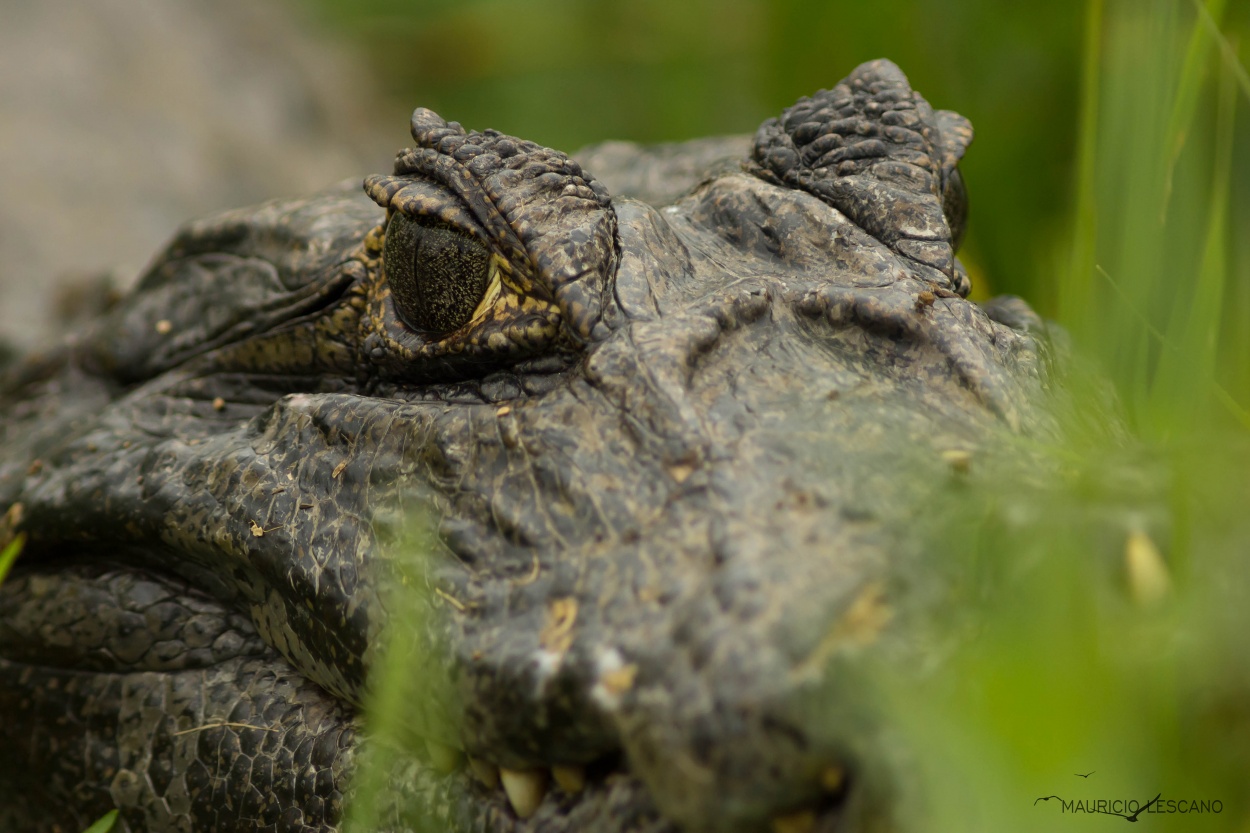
[1095,793,1162,823]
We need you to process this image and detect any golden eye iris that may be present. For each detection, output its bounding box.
[383,212,491,335]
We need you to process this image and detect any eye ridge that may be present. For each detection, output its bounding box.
[384,211,493,336]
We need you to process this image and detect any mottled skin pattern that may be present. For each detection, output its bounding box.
[0,61,1053,832]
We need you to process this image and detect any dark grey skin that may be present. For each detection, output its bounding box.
[0,61,1053,832]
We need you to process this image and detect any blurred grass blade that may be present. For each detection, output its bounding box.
[1163,0,1226,211]
[0,532,24,586]
[1094,264,1169,344]
[82,810,118,833]
[344,514,455,833]
[344,623,410,833]
[1213,384,1250,430]
[1191,0,1250,102]
[1059,0,1104,339]
[1149,41,1236,432]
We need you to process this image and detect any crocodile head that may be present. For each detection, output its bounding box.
[0,60,1052,832]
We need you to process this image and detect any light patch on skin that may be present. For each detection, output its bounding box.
[533,597,579,686]
[532,648,565,689]
[894,219,944,240]
[539,597,577,654]
[591,647,637,712]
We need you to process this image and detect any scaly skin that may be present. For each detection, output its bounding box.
[0,61,1054,832]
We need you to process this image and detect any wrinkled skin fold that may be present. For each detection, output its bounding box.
[0,60,1054,832]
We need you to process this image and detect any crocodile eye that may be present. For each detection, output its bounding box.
[383,212,492,335]
[942,167,968,253]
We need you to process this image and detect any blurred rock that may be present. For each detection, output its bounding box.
[0,0,400,346]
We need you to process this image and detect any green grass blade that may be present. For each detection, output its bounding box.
[1145,6,1235,435]
[0,532,24,586]
[1191,0,1250,104]
[1059,0,1104,341]
[81,810,119,833]
[1214,384,1250,430]
[1150,48,1236,430]
[1162,0,1226,211]
[343,514,455,833]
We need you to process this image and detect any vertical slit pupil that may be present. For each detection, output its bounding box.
[384,212,491,335]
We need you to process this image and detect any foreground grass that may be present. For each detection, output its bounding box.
[0,533,23,587]
[82,810,118,833]
[890,0,1250,829]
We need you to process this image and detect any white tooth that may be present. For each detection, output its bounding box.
[500,767,548,819]
[425,739,462,774]
[771,810,816,833]
[468,756,500,789]
[551,764,587,793]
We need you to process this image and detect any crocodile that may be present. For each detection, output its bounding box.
[0,60,1054,833]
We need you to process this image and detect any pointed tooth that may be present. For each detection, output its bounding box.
[500,767,548,819]
[771,810,816,833]
[425,739,462,774]
[468,756,500,789]
[551,764,587,793]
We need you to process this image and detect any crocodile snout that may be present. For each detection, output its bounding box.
[522,267,1015,831]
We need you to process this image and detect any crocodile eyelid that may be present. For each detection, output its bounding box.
[364,168,527,271]
[391,149,533,269]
